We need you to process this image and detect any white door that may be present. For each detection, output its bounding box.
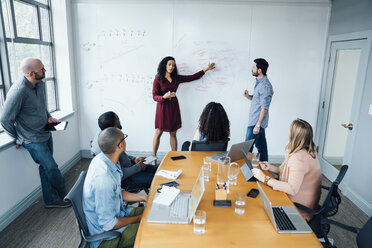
[317,38,370,181]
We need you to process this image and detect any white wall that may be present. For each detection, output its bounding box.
[326,0,372,216]
[0,0,81,230]
[72,0,330,160]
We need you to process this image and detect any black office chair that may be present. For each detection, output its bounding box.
[355,216,372,248]
[65,171,122,248]
[190,139,229,151]
[294,165,353,248]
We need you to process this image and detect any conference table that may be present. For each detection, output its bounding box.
[134,151,322,248]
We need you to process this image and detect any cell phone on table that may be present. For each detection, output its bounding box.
[160,181,180,187]
[170,155,186,161]
[247,188,259,198]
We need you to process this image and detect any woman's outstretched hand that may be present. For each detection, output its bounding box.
[203,62,216,72]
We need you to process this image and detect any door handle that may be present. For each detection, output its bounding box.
[341,123,353,130]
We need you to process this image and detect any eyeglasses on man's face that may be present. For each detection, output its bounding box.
[117,134,128,147]
[33,67,46,73]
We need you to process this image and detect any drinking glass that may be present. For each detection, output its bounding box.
[228,162,240,185]
[194,210,206,234]
[202,165,210,182]
[234,192,246,215]
[203,157,212,172]
[251,147,260,167]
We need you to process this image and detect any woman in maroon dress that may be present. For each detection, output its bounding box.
[152,56,215,160]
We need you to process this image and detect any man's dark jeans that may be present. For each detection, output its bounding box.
[23,136,66,204]
[245,125,268,162]
[122,164,157,192]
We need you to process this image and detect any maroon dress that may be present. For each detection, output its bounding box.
[153,70,205,132]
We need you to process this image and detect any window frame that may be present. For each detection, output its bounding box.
[0,0,58,123]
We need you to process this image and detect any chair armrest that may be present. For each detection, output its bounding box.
[321,185,330,190]
[85,230,121,242]
[294,202,320,215]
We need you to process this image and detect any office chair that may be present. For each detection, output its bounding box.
[65,171,122,248]
[190,139,229,151]
[294,165,352,248]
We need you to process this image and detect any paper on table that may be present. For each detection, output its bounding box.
[153,186,180,206]
[156,169,182,179]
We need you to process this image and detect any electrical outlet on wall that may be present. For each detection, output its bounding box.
[369,104,372,115]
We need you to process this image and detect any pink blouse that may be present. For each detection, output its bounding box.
[270,150,322,221]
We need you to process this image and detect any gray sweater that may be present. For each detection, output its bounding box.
[0,77,51,144]
[91,132,141,179]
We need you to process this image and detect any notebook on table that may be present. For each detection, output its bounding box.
[148,169,205,224]
[257,182,312,233]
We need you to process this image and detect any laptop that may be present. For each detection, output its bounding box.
[257,182,312,233]
[147,169,205,224]
[208,139,254,162]
[240,148,257,182]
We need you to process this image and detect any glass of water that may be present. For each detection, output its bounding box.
[194,210,206,234]
[203,157,212,172]
[234,192,246,215]
[251,148,260,167]
[228,162,240,185]
[202,165,210,182]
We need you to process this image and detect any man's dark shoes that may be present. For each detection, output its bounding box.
[45,199,72,208]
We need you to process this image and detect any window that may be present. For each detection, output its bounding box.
[0,0,57,117]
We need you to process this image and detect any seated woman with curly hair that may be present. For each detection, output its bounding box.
[182,102,230,151]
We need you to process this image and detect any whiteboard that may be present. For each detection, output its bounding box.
[73,1,330,156]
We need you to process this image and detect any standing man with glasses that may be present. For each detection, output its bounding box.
[243,58,274,162]
[0,58,70,208]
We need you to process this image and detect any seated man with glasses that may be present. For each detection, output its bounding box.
[83,127,147,248]
[91,111,157,192]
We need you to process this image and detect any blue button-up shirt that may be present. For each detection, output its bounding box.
[248,76,274,128]
[83,153,133,248]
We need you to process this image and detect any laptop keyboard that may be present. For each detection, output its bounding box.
[272,207,296,231]
[170,194,188,218]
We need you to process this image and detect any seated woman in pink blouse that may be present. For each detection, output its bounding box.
[252,119,321,221]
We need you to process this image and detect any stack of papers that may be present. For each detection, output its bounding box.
[153,186,180,206]
[156,169,182,179]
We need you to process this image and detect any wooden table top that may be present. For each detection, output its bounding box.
[134,151,322,248]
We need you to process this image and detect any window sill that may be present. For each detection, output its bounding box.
[0,110,75,152]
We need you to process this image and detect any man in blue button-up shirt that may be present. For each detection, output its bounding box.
[244,58,274,162]
[83,127,147,248]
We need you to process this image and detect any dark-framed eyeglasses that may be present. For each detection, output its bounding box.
[117,134,128,147]
[33,67,46,73]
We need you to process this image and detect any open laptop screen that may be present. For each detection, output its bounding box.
[189,169,205,220]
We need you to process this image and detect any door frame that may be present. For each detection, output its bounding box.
[315,30,372,193]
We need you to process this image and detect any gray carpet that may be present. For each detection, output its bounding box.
[0,158,368,248]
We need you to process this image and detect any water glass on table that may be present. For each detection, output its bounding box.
[251,148,260,167]
[202,165,210,182]
[228,162,239,185]
[234,192,246,215]
[203,157,212,171]
[194,210,206,234]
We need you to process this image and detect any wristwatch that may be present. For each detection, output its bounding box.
[255,124,261,128]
